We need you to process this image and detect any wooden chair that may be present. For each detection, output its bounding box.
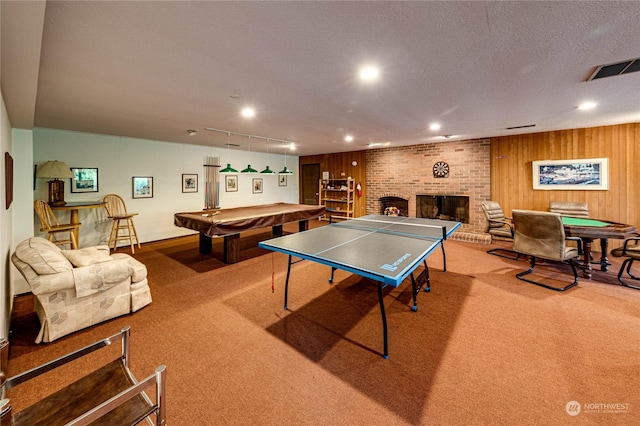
[611,237,640,290]
[480,201,520,260]
[34,200,79,249]
[512,210,582,291]
[104,194,141,254]
[0,327,166,426]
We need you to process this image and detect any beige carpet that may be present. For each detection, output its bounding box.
[7,222,640,425]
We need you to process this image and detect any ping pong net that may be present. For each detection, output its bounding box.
[331,216,448,242]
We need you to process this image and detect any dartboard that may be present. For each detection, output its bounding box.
[433,161,449,178]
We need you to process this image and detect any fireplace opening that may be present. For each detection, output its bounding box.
[416,195,469,223]
[379,196,409,216]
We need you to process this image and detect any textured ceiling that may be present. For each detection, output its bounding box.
[2,1,640,156]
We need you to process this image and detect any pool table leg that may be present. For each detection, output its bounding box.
[223,234,240,263]
[199,233,212,254]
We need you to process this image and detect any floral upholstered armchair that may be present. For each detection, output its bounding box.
[11,237,152,343]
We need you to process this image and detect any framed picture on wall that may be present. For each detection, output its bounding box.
[278,175,287,187]
[532,158,609,190]
[182,173,198,193]
[70,167,99,193]
[252,178,263,194]
[225,175,238,192]
[132,176,153,198]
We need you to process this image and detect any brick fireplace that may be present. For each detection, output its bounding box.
[365,139,491,239]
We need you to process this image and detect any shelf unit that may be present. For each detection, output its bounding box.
[319,178,354,221]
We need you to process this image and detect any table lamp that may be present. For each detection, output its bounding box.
[36,160,74,206]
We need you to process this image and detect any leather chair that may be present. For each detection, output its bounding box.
[512,209,582,291]
[549,201,589,218]
[549,201,597,260]
[480,201,520,259]
[104,194,141,254]
[1,327,166,425]
[611,237,640,290]
[34,199,80,249]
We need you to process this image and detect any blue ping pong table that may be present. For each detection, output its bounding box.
[258,214,461,358]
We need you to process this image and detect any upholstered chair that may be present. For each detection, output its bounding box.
[512,209,582,291]
[549,201,589,218]
[611,237,640,290]
[480,200,520,259]
[11,237,152,343]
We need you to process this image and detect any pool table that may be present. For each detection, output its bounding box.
[174,203,325,263]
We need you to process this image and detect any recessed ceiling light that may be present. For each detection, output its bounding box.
[359,66,379,81]
[577,102,597,110]
[344,135,354,142]
[429,123,441,131]
[187,130,197,136]
[241,107,255,117]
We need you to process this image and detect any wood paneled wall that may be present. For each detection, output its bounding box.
[491,123,639,238]
[299,150,368,217]
[299,122,639,245]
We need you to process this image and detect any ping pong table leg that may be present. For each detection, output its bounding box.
[422,260,431,293]
[409,274,419,311]
[377,283,389,359]
[284,255,292,310]
[329,267,337,283]
[440,243,447,272]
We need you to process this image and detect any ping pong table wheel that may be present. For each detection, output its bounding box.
[412,306,418,312]
[328,278,333,283]
[423,287,431,293]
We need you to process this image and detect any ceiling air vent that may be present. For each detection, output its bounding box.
[587,58,640,81]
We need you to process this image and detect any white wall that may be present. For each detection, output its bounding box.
[1,90,13,338]
[33,128,299,246]
[11,129,34,294]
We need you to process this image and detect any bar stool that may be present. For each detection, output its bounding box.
[103,193,141,253]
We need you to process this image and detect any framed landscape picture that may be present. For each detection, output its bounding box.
[182,173,198,193]
[70,167,98,193]
[532,158,609,190]
[132,176,153,198]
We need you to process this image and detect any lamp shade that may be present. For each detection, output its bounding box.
[278,166,293,175]
[241,165,258,173]
[36,160,74,179]
[220,163,238,173]
[260,165,275,174]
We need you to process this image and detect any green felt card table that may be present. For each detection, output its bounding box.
[562,217,638,278]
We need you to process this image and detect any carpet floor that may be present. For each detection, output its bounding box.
[7,221,640,425]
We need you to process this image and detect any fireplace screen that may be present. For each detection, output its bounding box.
[416,195,469,223]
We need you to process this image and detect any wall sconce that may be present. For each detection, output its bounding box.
[36,160,74,206]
